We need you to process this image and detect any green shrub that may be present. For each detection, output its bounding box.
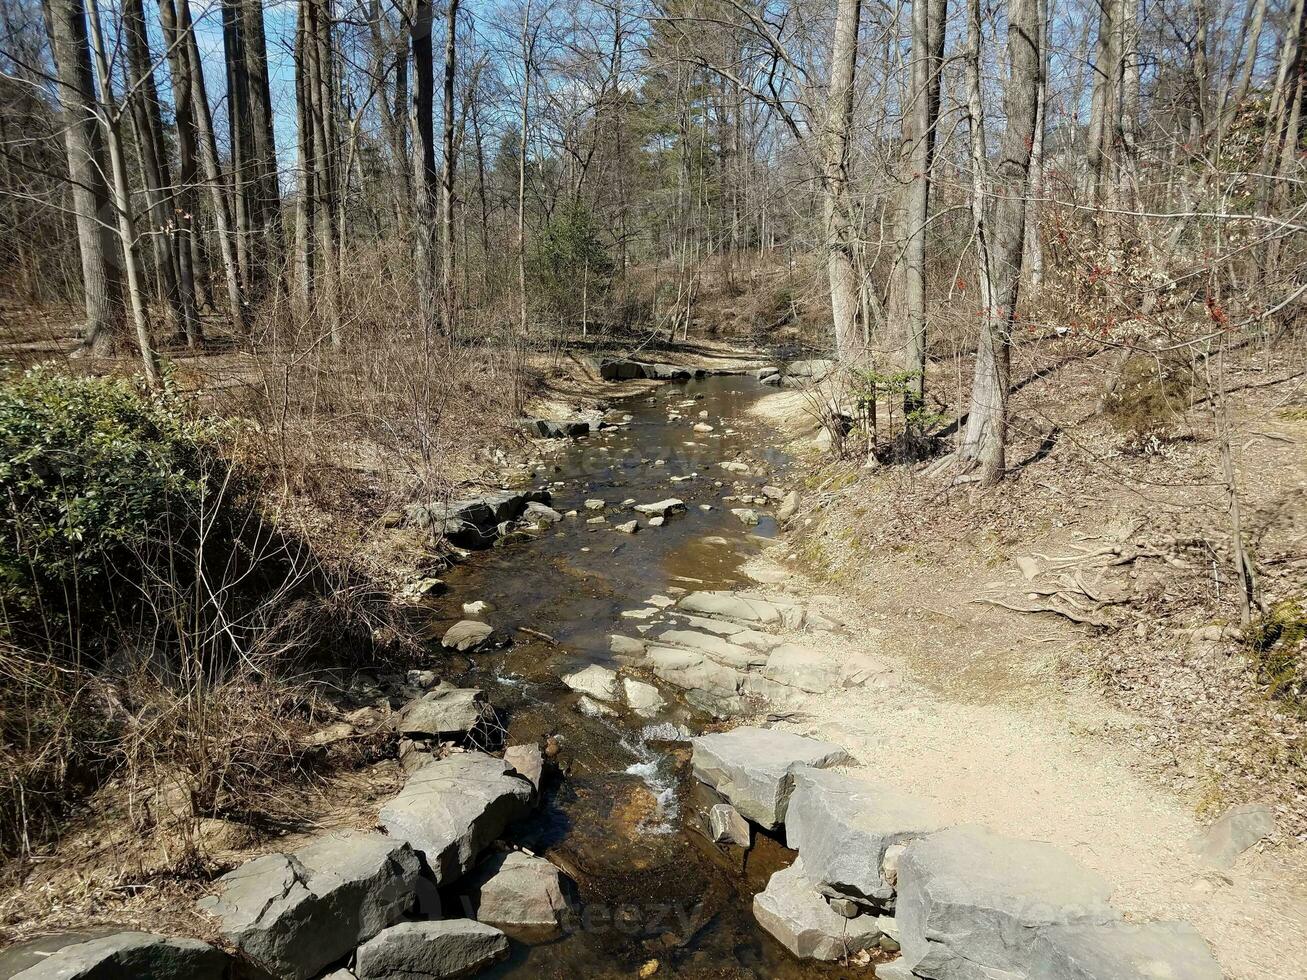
[0,366,225,639]
[529,201,615,325]
[1104,355,1193,451]
[1247,598,1307,715]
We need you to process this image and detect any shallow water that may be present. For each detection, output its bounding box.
[432,375,858,978]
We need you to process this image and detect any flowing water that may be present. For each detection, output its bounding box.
[432,374,855,978]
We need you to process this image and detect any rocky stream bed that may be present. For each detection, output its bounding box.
[1,366,1233,979]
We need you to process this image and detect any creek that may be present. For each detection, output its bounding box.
[433,374,848,978]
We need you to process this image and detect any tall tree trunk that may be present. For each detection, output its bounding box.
[156,0,205,327]
[1023,0,1050,287]
[890,0,947,409]
[123,0,196,344]
[293,2,315,314]
[441,0,459,336]
[41,0,123,353]
[958,0,1041,485]
[170,0,246,331]
[518,0,532,336]
[306,0,340,344]
[241,0,282,283]
[412,0,439,336]
[82,0,161,384]
[823,0,861,363]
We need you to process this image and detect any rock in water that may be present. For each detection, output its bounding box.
[1190,802,1276,868]
[731,508,760,526]
[709,803,751,847]
[752,859,882,961]
[379,753,533,885]
[461,851,575,936]
[397,685,489,740]
[633,498,686,517]
[354,920,508,979]
[614,519,639,533]
[441,620,496,652]
[503,743,545,791]
[676,591,787,627]
[690,727,853,829]
[524,501,563,524]
[561,664,620,701]
[1029,921,1223,979]
[6,933,229,980]
[622,677,666,717]
[197,831,422,979]
[895,826,1118,978]
[785,767,946,910]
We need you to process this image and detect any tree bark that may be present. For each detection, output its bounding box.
[823,0,861,363]
[41,0,123,353]
[958,0,1041,485]
[890,0,947,408]
[441,0,459,336]
[412,0,439,336]
[82,0,161,384]
[170,0,246,331]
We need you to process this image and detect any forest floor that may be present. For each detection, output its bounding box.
[743,334,1307,979]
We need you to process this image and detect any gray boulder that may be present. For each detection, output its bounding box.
[354,920,508,979]
[7,932,229,980]
[1029,921,1223,980]
[776,490,800,521]
[523,501,563,524]
[441,620,497,652]
[397,686,490,739]
[503,743,544,791]
[895,826,1118,979]
[655,629,767,669]
[197,830,422,979]
[646,646,745,706]
[379,753,533,884]
[690,727,853,829]
[786,358,837,380]
[408,490,551,547]
[633,498,686,517]
[752,859,882,961]
[785,767,947,909]
[1191,802,1276,869]
[622,677,666,716]
[526,419,590,438]
[461,851,575,935]
[561,664,619,701]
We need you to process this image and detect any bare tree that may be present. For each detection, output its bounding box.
[824,0,862,363]
[40,0,121,353]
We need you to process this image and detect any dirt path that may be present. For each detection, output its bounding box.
[732,382,1307,979]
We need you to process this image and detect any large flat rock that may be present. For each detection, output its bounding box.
[379,753,533,884]
[407,490,551,548]
[354,920,508,979]
[895,826,1118,979]
[647,646,745,702]
[690,727,853,829]
[656,629,768,669]
[677,591,786,626]
[7,932,229,980]
[752,859,883,961]
[197,830,421,979]
[398,685,489,739]
[762,643,839,693]
[785,767,947,909]
[1029,921,1223,980]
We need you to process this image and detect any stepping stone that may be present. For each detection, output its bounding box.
[752,859,882,961]
[441,620,496,652]
[647,646,745,702]
[677,591,786,626]
[633,498,686,516]
[561,664,619,701]
[622,677,666,716]
[690,727,853,829]
[460,851,575,936]
[197,831,422,979]
[656,629,767,669]
[355,920,508,979]
[379,754,533,885]
[785,768,947,910]
[397,685,489,739]
[6,932,229,980]
[895,826,1118,978]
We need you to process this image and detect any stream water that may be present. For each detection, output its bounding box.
[431,374,856,978]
